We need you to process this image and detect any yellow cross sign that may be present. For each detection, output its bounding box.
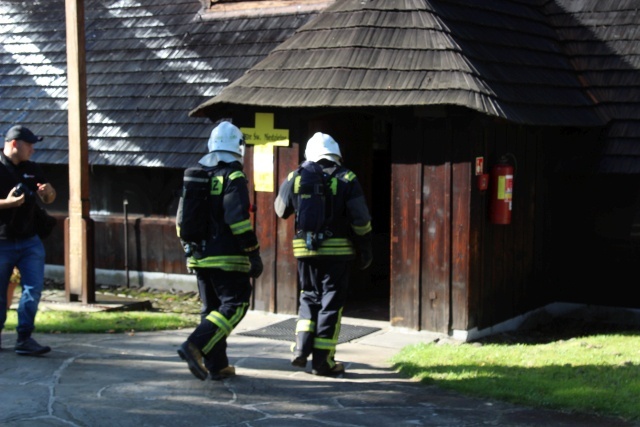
[241,113,289,192]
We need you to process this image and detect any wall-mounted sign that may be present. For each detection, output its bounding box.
[241,113,289,192]
[475,156,484,175]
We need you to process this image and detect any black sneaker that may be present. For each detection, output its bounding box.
[177,341,208,381]
[312,362,345,377]
[15,337,51,356]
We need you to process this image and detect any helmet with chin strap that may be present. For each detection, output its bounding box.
[207,121,245,157]
[304,132,342,164]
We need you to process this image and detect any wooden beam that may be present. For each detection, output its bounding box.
[64,0,95,303]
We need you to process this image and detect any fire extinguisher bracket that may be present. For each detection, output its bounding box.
[489,155,515,225]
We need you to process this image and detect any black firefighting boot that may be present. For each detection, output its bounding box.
[311,348,345,377]
[202,338,235,381]
[179,319,219,380]
[177,341,207,380]
[291,330,314,368]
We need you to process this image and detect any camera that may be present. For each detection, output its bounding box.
[13,182,32,197]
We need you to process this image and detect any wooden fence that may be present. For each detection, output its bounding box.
[43,213,187,275]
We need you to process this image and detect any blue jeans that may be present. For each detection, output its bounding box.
[0,235,45,339]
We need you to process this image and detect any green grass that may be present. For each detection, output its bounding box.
[4,309,198,334]
[391,333,640,421]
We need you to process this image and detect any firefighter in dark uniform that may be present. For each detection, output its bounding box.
[274,132,373,376]
[176,121,263,381]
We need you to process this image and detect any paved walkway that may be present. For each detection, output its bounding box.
[0,308,637,426]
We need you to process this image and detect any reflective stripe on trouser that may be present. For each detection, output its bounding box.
[293,319,315,358]
[189,268,252,372]
[297,258,349,372]
[202,303,249,354]
[312,311,342,370]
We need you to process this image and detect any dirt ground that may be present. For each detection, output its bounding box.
[43,278,640,344]
[43,278,202,315]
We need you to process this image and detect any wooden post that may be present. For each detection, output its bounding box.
[64,0,95,304]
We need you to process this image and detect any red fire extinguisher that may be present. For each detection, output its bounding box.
[489,155,515,225]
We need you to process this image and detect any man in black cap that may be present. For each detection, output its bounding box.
[0,125,57,355]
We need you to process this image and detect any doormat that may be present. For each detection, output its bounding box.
[237,318,381,344]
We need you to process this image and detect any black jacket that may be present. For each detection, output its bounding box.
[0,153,47,239]
[179,161,259,273]
[274,159,372,260]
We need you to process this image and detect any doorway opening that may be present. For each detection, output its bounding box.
[343,120,391,321]
[307,114,391,321]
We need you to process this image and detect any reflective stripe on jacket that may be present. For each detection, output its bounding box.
[184,162,259,272]
[274,159,372,260]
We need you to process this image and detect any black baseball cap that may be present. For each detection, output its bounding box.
[4,125,43,143]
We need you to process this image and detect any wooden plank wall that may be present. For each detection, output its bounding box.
[487,125,510,328]
[466,119,487,330]
[274,140,300,315]
[241,140,300,315]
[391,114,472,333]
[244,144,276,313]
[40,116,548,335]
[390,115,422,328]
[421,119,452,333]
[473,123,543,330]
[43,115,627,332]
[450,118,472,332]
[388,115,546,333]
[512,126,537,314]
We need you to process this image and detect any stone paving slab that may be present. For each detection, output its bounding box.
[0,311,636,427]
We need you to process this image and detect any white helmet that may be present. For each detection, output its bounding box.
[304,132,342,164]
[207,121,245,157]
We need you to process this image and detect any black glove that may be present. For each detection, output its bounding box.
[359,245,373,270]
[248,252,263,279]
[353,233,373,270]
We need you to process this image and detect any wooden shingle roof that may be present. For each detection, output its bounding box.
[191,0,604,126]
[545,0,640,173]
[0,0,320,168]
[191,0,640,173]
[3,0,638,172]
